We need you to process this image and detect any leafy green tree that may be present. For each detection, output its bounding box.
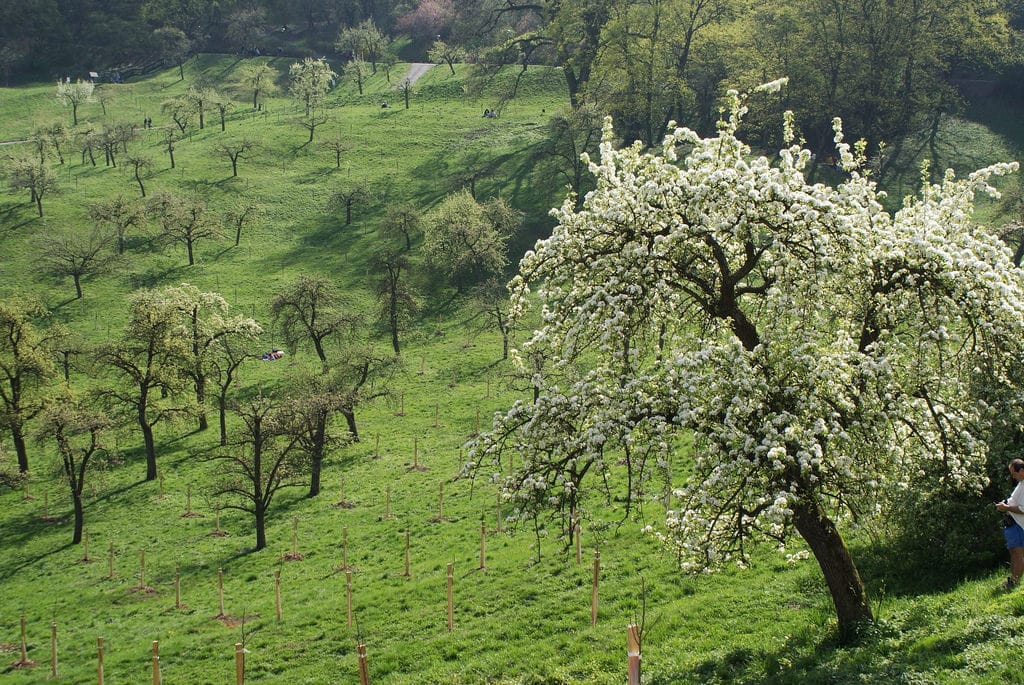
[379,203,421,252]
[428,40,465,75]
[153,26,191,80]
[232,62,280,109]
[55,79,95,126]
[536,103,603,209]
[281,372,354,497]
[423,189,520,291]
[225,6,267,53]
[289,57,337,115]
[372,248,416,355]
[335,19,389,72]
[37,390,110,544]
[468,90,1024,639]
[208,338,255,446]
[344,58,370,95]
[97,289,191,482]
[0,296,62,473]
[162,95,195,134]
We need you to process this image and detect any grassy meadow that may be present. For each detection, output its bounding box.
[1,56,1024,684]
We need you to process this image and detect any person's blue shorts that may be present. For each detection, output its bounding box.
[1005,524,1024,549]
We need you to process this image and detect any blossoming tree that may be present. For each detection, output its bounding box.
[467,84,1024,638]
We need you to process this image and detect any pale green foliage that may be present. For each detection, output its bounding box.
[288,58,337,114]
[55,79,94,125]
[423,189,520,289]
[469,87,1023,631]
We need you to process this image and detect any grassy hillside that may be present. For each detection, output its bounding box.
[1,56,1023,684]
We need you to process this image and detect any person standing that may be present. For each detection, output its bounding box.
[995,458,1024,589]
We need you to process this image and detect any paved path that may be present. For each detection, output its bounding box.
[401,62,433,86]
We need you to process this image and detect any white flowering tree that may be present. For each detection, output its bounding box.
[467,83,1024,638]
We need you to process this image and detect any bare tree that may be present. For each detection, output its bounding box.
[328,182,371,225]
[89,194,146,255]
[225,201,262,246]
[298,108,328,143]
[213,394,305,551]
[8,156,58,217]
[379,203,420,251]
[323,135,348,169]
[281,372,354,497]
[37,227,118,299]
[216,138,257,177]
[148,192,222,266]
[372,249,417,355]
[208,338,256,446]
[270,275,359,368]
[125,155,152,197]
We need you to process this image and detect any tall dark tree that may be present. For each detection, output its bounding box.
[38,227,118,299]
[270,275,359,368]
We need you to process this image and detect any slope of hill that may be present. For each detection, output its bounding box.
[0,56,1023,684]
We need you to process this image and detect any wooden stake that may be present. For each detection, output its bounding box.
[342,527,348,569]
[356,642,369,685]
[345,571,353,628]
[291,517,298,557]
[152,640,161,685]
[575,519,582,565]
[446,562,454,632]
[384,485,391,519]
[419,355,425,375]
[474,408,480,435]
[433,403,439,428]
[496,494,504,533]
[97,637,105,685]
[139,549,146,587]
[374,433,380,458]
[437,482,444,520]
[627,624,641,685]
[186,485,192,513]
[19,613,28,664]
[107,541,115,579]
[234,642,244,685]
[403,530,410,577]
[82,530,91,562]
[486,377,491,399]
[413,438,418,469]
[159,474,164,498]
[479,519,487,570]
[395,392,405,416]
[50,621,57,678]
[218,568,225,617]
[175,564,181,609]
[274,569,282,623]
[43,491,49,517]
[591,550,600,627]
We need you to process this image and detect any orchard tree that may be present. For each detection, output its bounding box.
[98,289,191,482]
[270,275,360,368]
[343,58,369,95]
[0,296,62,473]
[216,138,257,177]
[224,201,262,246]
[8,157,58,217]
[232,62,280,109]
[379,202,420,252]
[372,248,417,355]
[38,227,118,299]
[467,87,1024,640]
[289,57,337,115]
[55,79,95,126]
[328,182,371,225]
[471,277,513,360]
[537,103,603,210]
[213,394,305,551]
[36,391,110,544]
[427,40,465,75]
[89,194,146,255]
[148,192,221,266]
[333,346,398,441]
[154,26,190,80]
[162,95,195,133]
[185,86,217,130]
[423,189,520,291]
[158,284,261,433]
[281,371,353,497]
[225,6,267,53]
[323,135,348,169]
[125,155,152,197]
[298,108,329,143]
[335,20,389,72]
[208,339,255,446]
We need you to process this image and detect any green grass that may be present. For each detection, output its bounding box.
[1,56,1024,683]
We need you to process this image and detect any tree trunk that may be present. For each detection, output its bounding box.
[791,496,873,641]
[140,418,157,481]
[73,274,83,299]
[196,373,208,431]
[12,425,29,473]
[255,504,266,550]
[186,239,195,266]
[342,409,359,442]
[72,491,85,544]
